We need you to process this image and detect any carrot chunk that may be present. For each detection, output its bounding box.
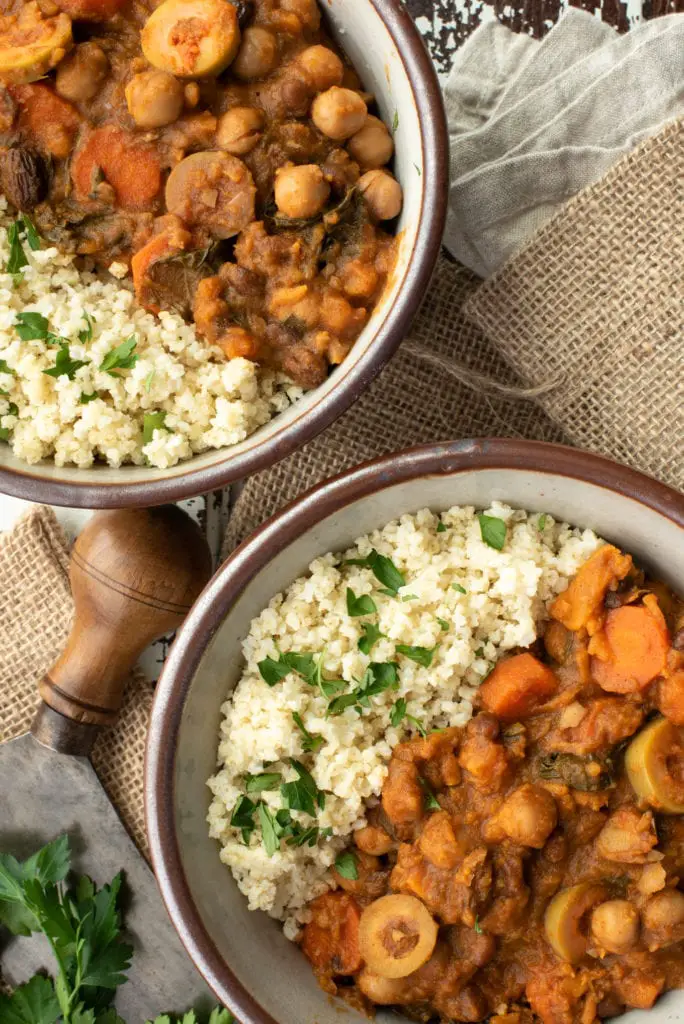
[10,83,80,160]
[550,544,632,632]
[479,653,558,720]
[591,602,671,694]
[658,670,684,726]
[71,125,161,210]
[301,891,361,975]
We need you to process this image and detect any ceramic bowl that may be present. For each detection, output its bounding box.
[0,0,447,508]
[146,438,684,1024]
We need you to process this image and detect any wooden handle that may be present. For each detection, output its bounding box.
[34,506,212,743]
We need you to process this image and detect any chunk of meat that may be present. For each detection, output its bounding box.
[381,757,423,834]
[526,966,584,1024]
[417,811,462,869]
[479,653,559,721]
[354,824,393,856]
[165,150,256,239]
[459,715,509,791]
[591,601,670,693]
[301,891,361,976]
[71,126,161,210]
[544,697,644,755]
[596,807,659,864]
[550,544,633,632]
[658,669,684,726]
[9,83,80,160]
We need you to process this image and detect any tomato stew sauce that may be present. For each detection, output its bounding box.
[302,545,684,1024]
[0,0,400,387]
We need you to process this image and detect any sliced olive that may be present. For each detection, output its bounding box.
[0,3,72,86]
[544,882,607,963]
[141,0,240,78]
[358,894,437,979]
[625,716,684,814]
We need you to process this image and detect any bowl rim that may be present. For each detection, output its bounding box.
[0,0,449,509]
[145,437,684,1020]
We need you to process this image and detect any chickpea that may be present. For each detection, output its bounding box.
[347,115,394,170]
[591,900,640,954]
[233,26,278,80]
[311,86,367,141]
[642,890,684,932]
[355,824,393,856]
[280,0,321,30]
[495,784,558,848]
[297,45,343,91]
[274,163,330,219]
[340,259,379,301]
[217,106,264,155]
[125,69,184,129]
[55,42,109,103]
[358,169,403,221]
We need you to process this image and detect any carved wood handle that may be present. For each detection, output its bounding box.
[32,506,212,752]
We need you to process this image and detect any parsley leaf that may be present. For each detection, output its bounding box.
[258,803,280,857]
[80,391,98,405]
[292,711,324,753]
[436,521,447,533]
[142,411,167,445]
[437,617,449,631]
[452,583,467,594]
[478,513,507,551]
[328,662,399,716]
[537,513,548,532]
[245,772,281,794]
[15,311,48,340]
[230,795,257,843]
[258,655,290,686]
[401,594,419,602]
[78,312,94,344]
[344,549,405,595]
[358,622,385,655]
[389,699,426,736]
[43,343,88,380]
[474,916,483,935]
[326,692,359,717]
[334,852,358,880]
[6,221,28,275]
[280,759,324,816]
[22,215,40,252]
[100,336,138,376]
[0,359,16,376]
[396,644,439,668]
[419,776,441,811]
[346,587,377,618]
[0,974,60,1024]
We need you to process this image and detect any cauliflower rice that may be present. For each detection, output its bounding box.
[0,205,302,469]
[207,503,603,938]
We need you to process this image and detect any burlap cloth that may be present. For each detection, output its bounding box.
[0,505,152,860]
[224,117,683,553]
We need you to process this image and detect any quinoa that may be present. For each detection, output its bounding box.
[207,503,603,939]
[0,206,303,469]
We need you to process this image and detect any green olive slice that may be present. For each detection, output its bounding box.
[141,0,240,78]
[0,3,72,86]
[544,882,607,963]
[625,716,684,814]
[358,894,438,979]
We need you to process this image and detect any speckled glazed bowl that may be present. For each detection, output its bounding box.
[0,0,447,508]
[147,439,684,1024]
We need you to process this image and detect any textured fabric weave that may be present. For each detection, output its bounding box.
[0,506,152,862]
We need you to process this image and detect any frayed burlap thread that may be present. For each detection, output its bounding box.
[465,117,684,489]
[223,258,563,554]
[0,506,152,861]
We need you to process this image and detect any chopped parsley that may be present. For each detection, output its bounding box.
[474,916,483,935]
[419,776,441,811]
[15,311,48,340]
[142,411,168,444]
[401,593,419,602]
[280,759,325,817]
[390,698,427,736]
[334,851,358,880]
[452,583,467,594]
[538,513,548,532]
[0,401,18,441]
[292,711,324,753]
[0,359,16,376]
[343,549,405,596]
[78,312,94,344]
[100,335,138,375]
[258,648,345,699]
[436,617,450,631]
[230,795,258,843]
[358,622,385,655]
[436,521,447,533]
[42,343,88,380]
[327,661,399,717]
[346,587,377,618]
[396,643,439,668]
[478,513,507,551]
[6,220,29,275]
[22,215,40,251]
[79,391,98,404]
[245,772,281,794]
[258,803,280,857]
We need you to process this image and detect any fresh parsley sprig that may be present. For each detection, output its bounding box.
[395,644,439,668]
[292,711,324,753]
[100,337,138,376]
[390,698,427,736]
[327,662,399,717]
[346,587,377,618]
[43,343,88,381]
[257,649,345,700]
[478,513,507,551]
[342,549,406,597]
[358,622,385,655]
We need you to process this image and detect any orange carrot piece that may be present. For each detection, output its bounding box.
[479,653,559,721]
[550,545,633,632]
[55,0,128,20]
[71,125,161,211]
[131,233,179,314]
[591,603,671,694]
[10,84,80,160]
[301,891,361,975]
[658,670,684,726]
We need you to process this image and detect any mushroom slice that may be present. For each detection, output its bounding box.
[625,716,684,814]
[141,0,240,78]
[544,882,607,963]
[165,151,255,239]
[358,894,438,979]
[0,3,72,86]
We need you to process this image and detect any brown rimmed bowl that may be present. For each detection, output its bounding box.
[146,438,684,1024]
[0,0,448,508]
